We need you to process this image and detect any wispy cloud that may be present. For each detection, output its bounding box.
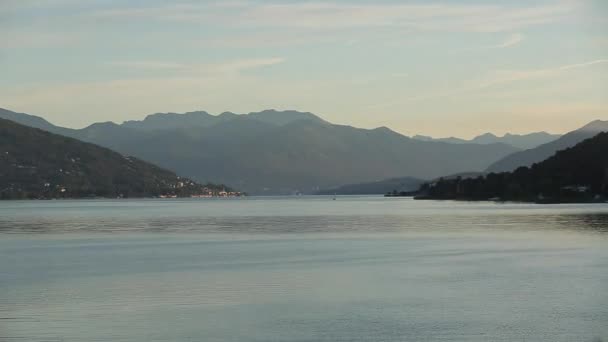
[0,70,321,128]
[92,1,578,33]
[478,59,608,89]
[196,31,338,48]
[1,1,579,50]
[108,61,185,70]
[454,32,525,54]
[494,33,524,48]
[368,58,608,109]
[0,30,83,49]
[109,58,285,75]
[0,0,85,12]
[213,57,285,73]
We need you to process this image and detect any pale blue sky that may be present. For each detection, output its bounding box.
[1,0,607,137]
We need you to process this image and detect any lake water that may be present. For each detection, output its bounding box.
[1,197,607,342]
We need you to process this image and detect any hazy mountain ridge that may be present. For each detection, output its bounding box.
[413,131,561,149]
[121,109,324,132]
[487,120,608,173]
[0,108,75,136]
[0,118,230,199]
[0,107,520,194]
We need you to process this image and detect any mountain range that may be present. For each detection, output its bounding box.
[0,108,521,194]
[418,131,608,202]
[413,131,561,150]
[0,118,230,199]
[487,120,608,173]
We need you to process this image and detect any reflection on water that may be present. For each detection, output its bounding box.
[1,197,608,235]
[3,213,608,235]
[572,213,608,232]
[0,197,607,342]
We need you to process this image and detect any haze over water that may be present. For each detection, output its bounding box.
[1,197,607,341]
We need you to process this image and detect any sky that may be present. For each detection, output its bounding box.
[0,0,607,138]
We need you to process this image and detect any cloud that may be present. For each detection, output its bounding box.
[196,31,339,48]
[453,32,525,53]
[109,57,285,75]
[0,56,288,126]
[0,30,82,49]
[2,1,580,50]
[0,72,325,128]
[367,58,608,109]
[494,33,524,48]
[251,2,569,33]
[91,1,578,33]
[212,57,285,73]
[0,0,85,12]
[477,59,608,89]
[108,61,185,70]
[553,59,608,71]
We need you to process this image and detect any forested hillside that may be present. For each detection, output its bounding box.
[0,118,233,199]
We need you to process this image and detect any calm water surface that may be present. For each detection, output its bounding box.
[1,197,607,341]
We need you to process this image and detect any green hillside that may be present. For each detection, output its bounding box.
[0,118,233,199]
[417,132,608,203]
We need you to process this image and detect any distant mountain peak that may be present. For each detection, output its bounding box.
[413,130,561,150]
[183,110,211,115]
[373,126,394,133]
[475,132,498,139]
[252,109,317,116]
[247,109,324,126]
[118,109,325,131]
[121,110,219,131]
[412,134,433,140]
[87,121,120,128]
[486,119,608,173]
[579,119,608,132]
[0,107,59,131]
[219,111,238,116]
[140,110,212,121]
